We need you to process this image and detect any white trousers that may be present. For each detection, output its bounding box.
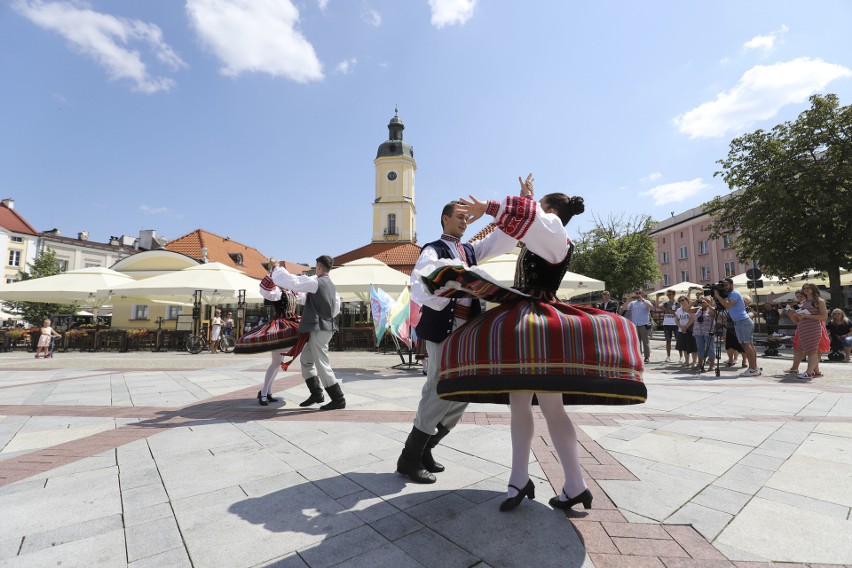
[413,339,468,435]
[300,330,338,388]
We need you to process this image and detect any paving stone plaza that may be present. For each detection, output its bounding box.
[1,340,851,568]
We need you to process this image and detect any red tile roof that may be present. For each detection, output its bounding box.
[0,202,38,235]
[333,242,423,275]
[165,229,309,279]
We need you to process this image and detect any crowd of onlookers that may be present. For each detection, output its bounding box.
[595,284,851,380]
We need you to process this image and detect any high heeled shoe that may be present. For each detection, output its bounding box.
[499,479,535,512]
[549,488,593,511]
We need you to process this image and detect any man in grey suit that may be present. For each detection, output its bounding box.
[271,255,345,410]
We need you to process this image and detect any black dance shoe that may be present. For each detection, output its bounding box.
[549,488,593,511]
[257,391,268,406]
[499,479,535,512]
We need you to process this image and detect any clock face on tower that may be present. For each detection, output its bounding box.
[387,171,397,181]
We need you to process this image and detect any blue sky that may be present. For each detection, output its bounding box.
[2,0,851,266]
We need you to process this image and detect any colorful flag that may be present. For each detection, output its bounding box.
[370,285,395,344]
[388,287,413,348]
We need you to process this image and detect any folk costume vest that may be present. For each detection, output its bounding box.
[299,275,338,333]
[415,239,481,343]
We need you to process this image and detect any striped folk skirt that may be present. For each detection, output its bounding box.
[436,299,647,406]
[234,317,301,354]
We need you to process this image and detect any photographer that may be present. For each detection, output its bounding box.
[595,291,620,313]
[623,290,654,363]
[691,296,717,372]
[713,278,761,376]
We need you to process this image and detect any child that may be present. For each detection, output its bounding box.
[35,319,61,358]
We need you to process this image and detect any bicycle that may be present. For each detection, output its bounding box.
[185,334,236,354]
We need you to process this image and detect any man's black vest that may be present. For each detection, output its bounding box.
[415,239,482,343]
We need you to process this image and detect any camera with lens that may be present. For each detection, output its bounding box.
[702,281,728,298]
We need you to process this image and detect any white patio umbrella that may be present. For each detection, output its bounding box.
[0,267,135,305]
[329,257,410,303]
[730,271,827,295]
[476,252,605,299]
[648,281,704,297]
[99,262,264,305]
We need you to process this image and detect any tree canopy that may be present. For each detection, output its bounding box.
[706,94,852,307]
[2,248,76,326]
[570,213,661,301]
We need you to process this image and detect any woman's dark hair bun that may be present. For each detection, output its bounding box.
[570,196,585,215]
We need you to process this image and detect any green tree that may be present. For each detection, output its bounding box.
[571,214,661,301]
[2,248,76,326]
[707,94,852,308]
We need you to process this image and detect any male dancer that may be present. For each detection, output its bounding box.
[271,255,346,410]
[396,194,520,484]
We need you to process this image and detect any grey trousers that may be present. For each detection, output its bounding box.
[635,324,651,359]
[300,330,338,387]
[413,339,468,435]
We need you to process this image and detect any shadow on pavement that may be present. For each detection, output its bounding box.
[228,473,589,567]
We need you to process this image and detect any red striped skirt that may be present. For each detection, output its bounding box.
[437,299,646,406]
[234,317,301,354]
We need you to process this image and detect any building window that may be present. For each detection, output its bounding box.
[386,214,397,236]
[663,273,670,286]
[724,262,736,277]
[700,266,711,281]
[166,306,183,320]
[679,246,688,259]
[661,251,670,264]
[698,240,709,255]
[722,235,733,249]
[84,262,100,268]
[131,304,149,320]
[680,270,689,282]
[8,250,21,267]
[6,277,17,284]
[10,236,23,243]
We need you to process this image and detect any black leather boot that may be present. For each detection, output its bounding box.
[396,427,437,484]
[299,376,325,407]
[422,423,449,473]
[319,383,346,411]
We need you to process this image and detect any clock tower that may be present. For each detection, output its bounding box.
[373,108,416,243]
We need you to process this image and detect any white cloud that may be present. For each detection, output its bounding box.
[317,0,330,11]
[362,8,381,26]
[335,57,357,75]
[640,172,662,183]
[743,24,788,52]
[13,0,184,94]
[639,178,709,206]
[428,0,476,28]
[674,57,852,139]
[139,204,183,219]
[186,0,323,83]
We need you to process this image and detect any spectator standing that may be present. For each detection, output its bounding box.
[223,311,234,336]
[675,296,698,367]
[791,283,828,380]
[656,291,681,363]
[785,291,808,374]
[691,296,717,372]
[595,291,620,313]
[210,309,223,354]
[622,290,654,363]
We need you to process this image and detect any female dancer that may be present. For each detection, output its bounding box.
[234,259,303,405]
[423,175,646,512]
